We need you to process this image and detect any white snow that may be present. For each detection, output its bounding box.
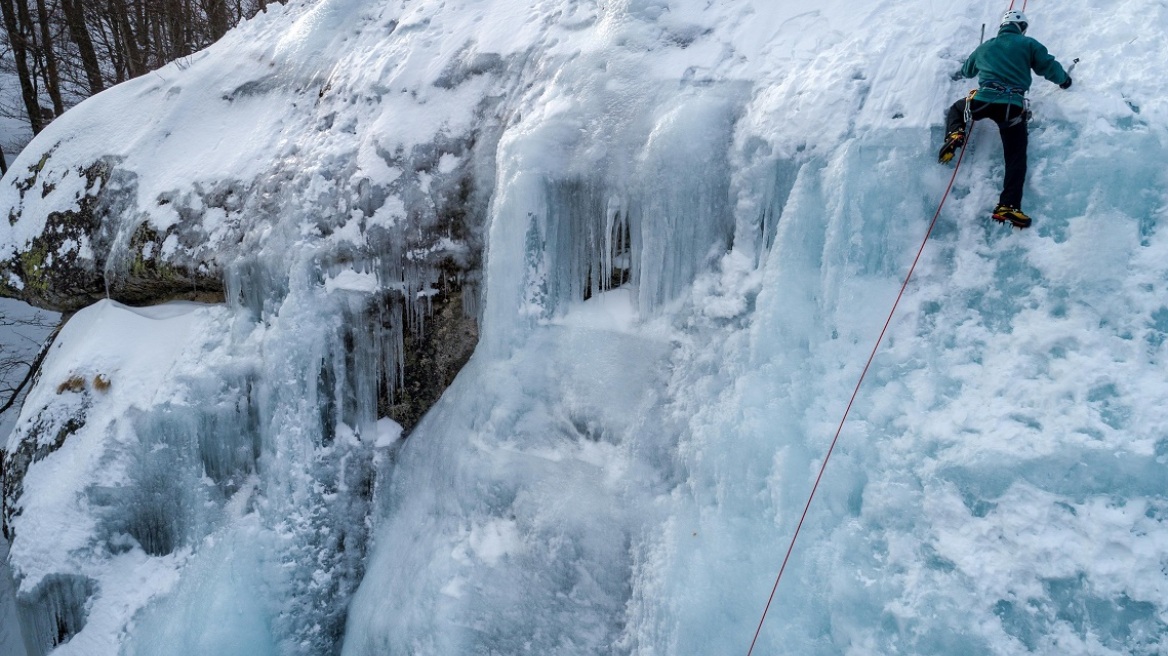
[1,0,1166,654]
[323,269,378,294]
[372,418,402,448]
[554,287,639,333]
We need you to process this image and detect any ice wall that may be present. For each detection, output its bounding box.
[1,537,29,656]
[1,0,1166,654]
[343,29,747,651]
[3,279,391,655]
[347,1,1168,655]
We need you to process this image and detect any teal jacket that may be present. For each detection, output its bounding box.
[960,23,1070,107]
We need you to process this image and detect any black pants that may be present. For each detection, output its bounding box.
[945,99,1028,209]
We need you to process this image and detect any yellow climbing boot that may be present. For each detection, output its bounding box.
[991,204,1032,229]
[937,130,966,164]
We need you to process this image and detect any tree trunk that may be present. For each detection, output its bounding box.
[133,0,150,70]
[0,0,44,134]
[115,0,143,77]
[61,0,105,95]
[34,0,64,117]
[94,3,129,83]
[206,0,229,41]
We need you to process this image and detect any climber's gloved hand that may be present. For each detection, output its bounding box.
[1059,76,1073,90]
[950,69,966,81]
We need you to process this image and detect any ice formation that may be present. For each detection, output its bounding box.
[2,0,1167,655]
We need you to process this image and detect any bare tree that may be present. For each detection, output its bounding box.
[60,0,103,95]
[0,309,58,419]
[1,0,285,137]
[32,0,62,117]
[0,0,44,133]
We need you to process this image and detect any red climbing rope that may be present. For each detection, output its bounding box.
[745,132,976,655]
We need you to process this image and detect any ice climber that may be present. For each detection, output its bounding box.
[938,9,1072,229]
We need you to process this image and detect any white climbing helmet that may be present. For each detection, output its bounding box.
[1001,10,1029,32]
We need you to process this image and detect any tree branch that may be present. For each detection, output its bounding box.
[0,322,60,418]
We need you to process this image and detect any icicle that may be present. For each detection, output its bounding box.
[17,574,96,655]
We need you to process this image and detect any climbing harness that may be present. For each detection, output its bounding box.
[981,81,1031,126]
[982,81,1028,99]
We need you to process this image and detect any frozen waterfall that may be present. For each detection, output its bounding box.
[1,0,1167,655]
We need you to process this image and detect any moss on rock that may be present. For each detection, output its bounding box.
[1,156,226,312]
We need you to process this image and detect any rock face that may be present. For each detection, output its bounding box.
[1,155,223,313]
[0,142,485,432]
[0,2,503,653]
[0,2,497,432]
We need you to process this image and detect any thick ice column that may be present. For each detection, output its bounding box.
[631,93,738,312]
[480,165,549,354]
